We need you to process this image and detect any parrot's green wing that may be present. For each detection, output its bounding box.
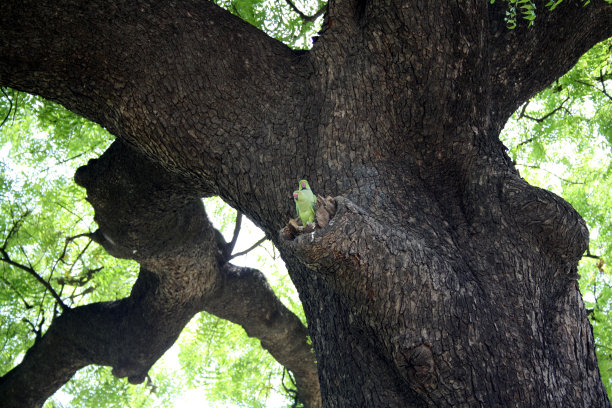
[297,189,316,225]
[298,180,316,204]
[296,179,316,225]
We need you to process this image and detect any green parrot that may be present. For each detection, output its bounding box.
[296,179,316,225]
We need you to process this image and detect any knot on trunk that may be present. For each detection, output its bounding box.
[502,175,588,265]
[395,343,436,392]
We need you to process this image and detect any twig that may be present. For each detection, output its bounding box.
[59,266,102,287]
[228,236,267,260]
[226,212,243,256]
[0,248,68,311]
[65,238,94,277]
[284,0,326,22]
[516,135,539,148]
[584,247,601,259]
[0,276,33,309]
[518,96,570,123]
[0,87,14,129]
[599,68,612,101]
[514,163,583,185]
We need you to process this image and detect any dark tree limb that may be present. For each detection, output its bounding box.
[0,140,321,408]
[206,262,321,407]
[0,0,304,186]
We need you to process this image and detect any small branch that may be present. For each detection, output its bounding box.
[284,0,326,22]
[0,87,14,129]
[51,233,94,289]
[22,317,38,336]
[518,101,530,119]
[599,68,612,101]
[514,163,583,185]
[518,96,570,123]
[0,276,32,309]
[68,286,95,301]
[226,212,243,256]
[516,135,538,148]
[65,239,94,276]
[584,247,601,259]
[228,236,267,260]
[1,210,31,251]
[281,368,300,408]
[0,248,68,311]
[57,267,103,288]
[145,374,157,395]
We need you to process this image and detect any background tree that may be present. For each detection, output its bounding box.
[1,0,612,407]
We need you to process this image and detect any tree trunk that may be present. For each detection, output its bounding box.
[1,0,611,406]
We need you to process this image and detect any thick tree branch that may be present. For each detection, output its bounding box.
[488,1,612,127]
[206,262,321,407]
[0,0,305,190]
[0,140,321,408]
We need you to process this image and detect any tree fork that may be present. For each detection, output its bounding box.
[2,0,612,406]
[0,141,321,408]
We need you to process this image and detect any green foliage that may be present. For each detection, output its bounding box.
[213,0,325,49]
[0,90,139,380]
[489,0,608,28]
[2,0,610,406]
[177,314,286,407]
[1,88,305,407]
[501,38,612,396]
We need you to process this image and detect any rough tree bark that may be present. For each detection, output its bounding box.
[1,0,611,407]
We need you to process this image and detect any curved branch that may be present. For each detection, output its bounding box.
[0,0,305,188]
[205,262,321,407]
[0,140,321,408]
[228,236,267,260]
[0,87,13,129]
